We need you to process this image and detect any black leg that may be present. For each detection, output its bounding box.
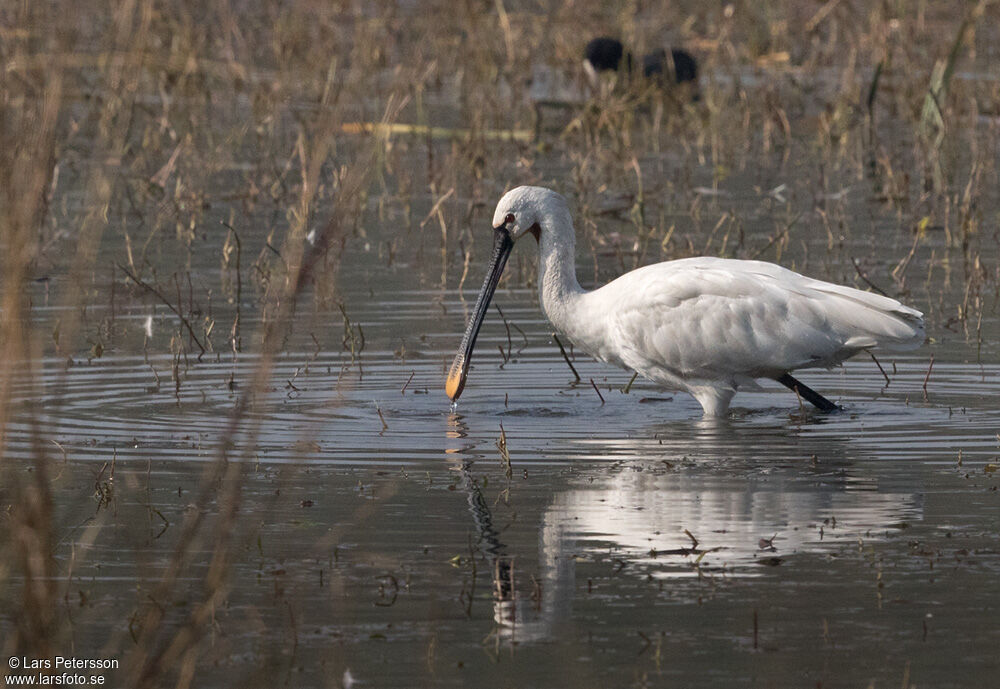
[776,373,840,412]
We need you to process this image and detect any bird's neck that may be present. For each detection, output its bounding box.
[536,211,584,334]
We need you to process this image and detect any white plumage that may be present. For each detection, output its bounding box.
[447,186,925,416]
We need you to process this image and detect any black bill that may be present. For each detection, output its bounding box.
[446,227,514,401]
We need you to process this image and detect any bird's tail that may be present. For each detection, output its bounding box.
[817,284,925,351]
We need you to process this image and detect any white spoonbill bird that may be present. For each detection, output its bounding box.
[446,186,925,416]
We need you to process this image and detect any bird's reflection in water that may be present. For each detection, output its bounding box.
[444,411,476,455]
[455,458,565,647]
[445,412,544,644]
[457,464,514,624]
[444,412,924,645]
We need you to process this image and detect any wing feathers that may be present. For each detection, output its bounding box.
[588,257,925,384]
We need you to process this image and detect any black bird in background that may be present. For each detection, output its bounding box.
[583,36,697,89]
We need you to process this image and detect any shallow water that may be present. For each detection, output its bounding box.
[5,261,1000,687]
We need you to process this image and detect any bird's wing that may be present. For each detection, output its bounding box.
[590,257,923,384]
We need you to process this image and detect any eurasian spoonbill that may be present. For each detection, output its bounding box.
[446,186,925,416]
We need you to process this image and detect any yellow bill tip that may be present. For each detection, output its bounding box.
[445,370,464,401]
[446,356,466,401]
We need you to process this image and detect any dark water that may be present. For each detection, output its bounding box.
[5,264,1000,688]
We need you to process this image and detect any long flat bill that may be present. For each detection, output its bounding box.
[446,227,514,401]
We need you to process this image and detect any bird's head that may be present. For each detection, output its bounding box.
[491,185,553,243]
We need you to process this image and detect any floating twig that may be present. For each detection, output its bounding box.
[850,256,889,296]
[637,631,652,656]
[510,321,529,354]
[758,533,778,551]
[622,371,638,394]
[150,507,169,539]
[496,424,512,480]
[589,378,605,404]
[118,263,206,360]
[495,304,513,363]
[338,302,364,370]
[221,221,243,353]
[552,332,580,381]
[868,351,890,386]
[922,354,935,401]
[51,439,68,463]
[400,371,415,394]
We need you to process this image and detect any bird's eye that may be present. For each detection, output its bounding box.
[504,213,515,226]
